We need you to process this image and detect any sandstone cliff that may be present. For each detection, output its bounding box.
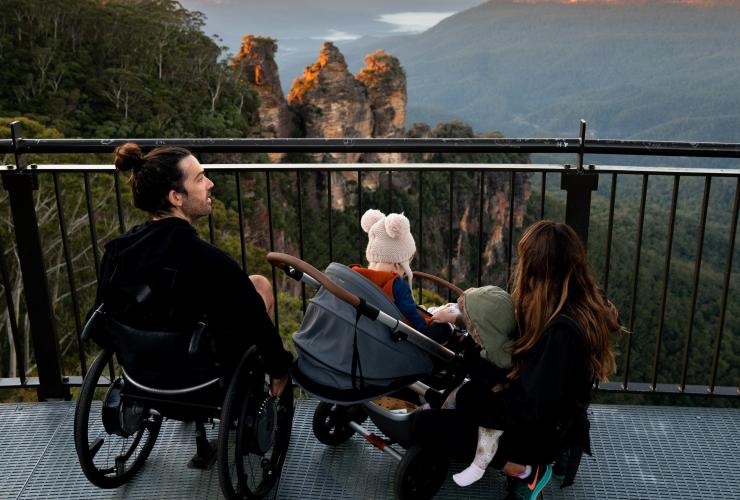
[356,49,407,163]
[288,42,373,163]
[232,36,295,147]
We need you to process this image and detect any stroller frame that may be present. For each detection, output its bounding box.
[268,252,466,500]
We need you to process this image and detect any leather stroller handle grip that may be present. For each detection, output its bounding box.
[266,252,361,308]
[412,271,464,297]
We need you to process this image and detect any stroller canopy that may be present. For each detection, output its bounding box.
[292,263,434,404]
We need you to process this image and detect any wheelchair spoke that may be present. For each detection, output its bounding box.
[89,437,104,459]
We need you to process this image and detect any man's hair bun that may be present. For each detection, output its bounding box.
[114,143,145,173]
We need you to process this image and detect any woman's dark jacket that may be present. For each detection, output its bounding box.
[92,217,292,378]
[413,314,592,484]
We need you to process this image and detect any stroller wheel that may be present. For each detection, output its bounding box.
[394,444,448,500]
[312,402,366,446]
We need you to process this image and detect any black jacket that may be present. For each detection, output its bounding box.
[93,217,292,378]
[456,314,592,469]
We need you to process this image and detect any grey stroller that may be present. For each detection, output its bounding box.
[268,253,466,500]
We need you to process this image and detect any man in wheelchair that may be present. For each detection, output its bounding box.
[74,142,293,499]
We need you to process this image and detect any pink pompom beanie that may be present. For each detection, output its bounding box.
[361,209,416,286]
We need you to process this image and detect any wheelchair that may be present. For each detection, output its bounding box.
[73,305,294,499]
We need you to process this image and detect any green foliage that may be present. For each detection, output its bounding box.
[0,0,260,138]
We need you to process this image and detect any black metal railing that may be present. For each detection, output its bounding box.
[0,120,738,401]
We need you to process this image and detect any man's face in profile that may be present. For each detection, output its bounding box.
[178,155,214,221]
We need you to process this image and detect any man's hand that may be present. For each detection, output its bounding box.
[270,375,289,397]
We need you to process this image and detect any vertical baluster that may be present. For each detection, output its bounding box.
[623,174,648,390]
[83,173,100,280]
[327,170,333,263]
[266,171,278,328]
[235,171,247,272]
[507,171,516,288]
[418,169,424,301]
[358,170,363,264]
[0,232,24,384]
[297,170,306,313]
[54,173,86,376]
[113,172,125,233]
[477,170,485,287]
[681,176,712,391]
[709,177,739,393]
[540,171,546,220]
[207,213,215,246]
[603,174,618,294]
[448,171,454,302]
[388,170,393,213]
[652,175,680,390]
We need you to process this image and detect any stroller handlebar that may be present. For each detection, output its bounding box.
[412,271,464,297]
[267,252,362,308]
[267,252,459,362]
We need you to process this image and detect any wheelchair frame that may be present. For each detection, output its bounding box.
[73,306,293,499]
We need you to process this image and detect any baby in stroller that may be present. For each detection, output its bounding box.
[356,207,518,486]
[432,285,517,487]
[352,209,455,346]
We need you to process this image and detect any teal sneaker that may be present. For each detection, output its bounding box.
[509,464,553,500]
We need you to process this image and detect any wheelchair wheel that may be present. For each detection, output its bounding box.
[218,349,294,499]
[393,443,448,500]
[74,349,162,488]
[312,402,366,446]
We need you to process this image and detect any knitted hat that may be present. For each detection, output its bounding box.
[458,286,515,369]
[361,209,416,286]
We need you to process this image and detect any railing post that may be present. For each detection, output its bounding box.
[1,121,69,401]
[561,119,598,246]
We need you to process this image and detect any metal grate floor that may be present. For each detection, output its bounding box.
[1,400,738,499]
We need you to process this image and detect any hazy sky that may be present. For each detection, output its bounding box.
[178,0,486,55]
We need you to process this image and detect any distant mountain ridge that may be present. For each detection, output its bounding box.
[331,0,740,141]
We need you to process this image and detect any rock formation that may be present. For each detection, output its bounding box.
[232,35,295,152]
[288,42,373,163]
[356,49,407,163]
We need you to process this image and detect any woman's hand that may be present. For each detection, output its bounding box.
[431,306,459,324]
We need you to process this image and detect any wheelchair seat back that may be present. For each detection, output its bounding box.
[105,314,222,394]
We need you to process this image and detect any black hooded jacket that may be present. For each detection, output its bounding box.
[93,217,292,378]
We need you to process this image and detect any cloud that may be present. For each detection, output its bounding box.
[310,30,362,42]
[376,11,456,33]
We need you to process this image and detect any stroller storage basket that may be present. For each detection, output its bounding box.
[292,263,434,404]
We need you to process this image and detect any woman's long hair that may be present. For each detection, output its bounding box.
[509,221,620,382]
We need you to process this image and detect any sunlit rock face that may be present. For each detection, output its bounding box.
[288,42,373,163]
[232,35,295,161]
[356,50,407,163]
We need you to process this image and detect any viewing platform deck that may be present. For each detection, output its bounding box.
[2,399,738,499]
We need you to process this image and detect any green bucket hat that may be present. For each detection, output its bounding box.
[458,285,515,369]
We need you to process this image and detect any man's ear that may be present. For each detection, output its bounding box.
[167,189,183,208]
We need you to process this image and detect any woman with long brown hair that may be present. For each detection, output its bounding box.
[414,220,621,499]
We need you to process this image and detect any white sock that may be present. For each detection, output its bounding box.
[453,463,486,487]
[516,464,532,479]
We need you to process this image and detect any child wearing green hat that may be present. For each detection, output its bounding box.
[431,285,516,487]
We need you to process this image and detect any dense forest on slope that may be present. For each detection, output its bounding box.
[0,0,259,137]
[0,0,737,406]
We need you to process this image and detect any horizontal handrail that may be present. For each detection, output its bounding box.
[2,137,740,157]
[6,163,740,177]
